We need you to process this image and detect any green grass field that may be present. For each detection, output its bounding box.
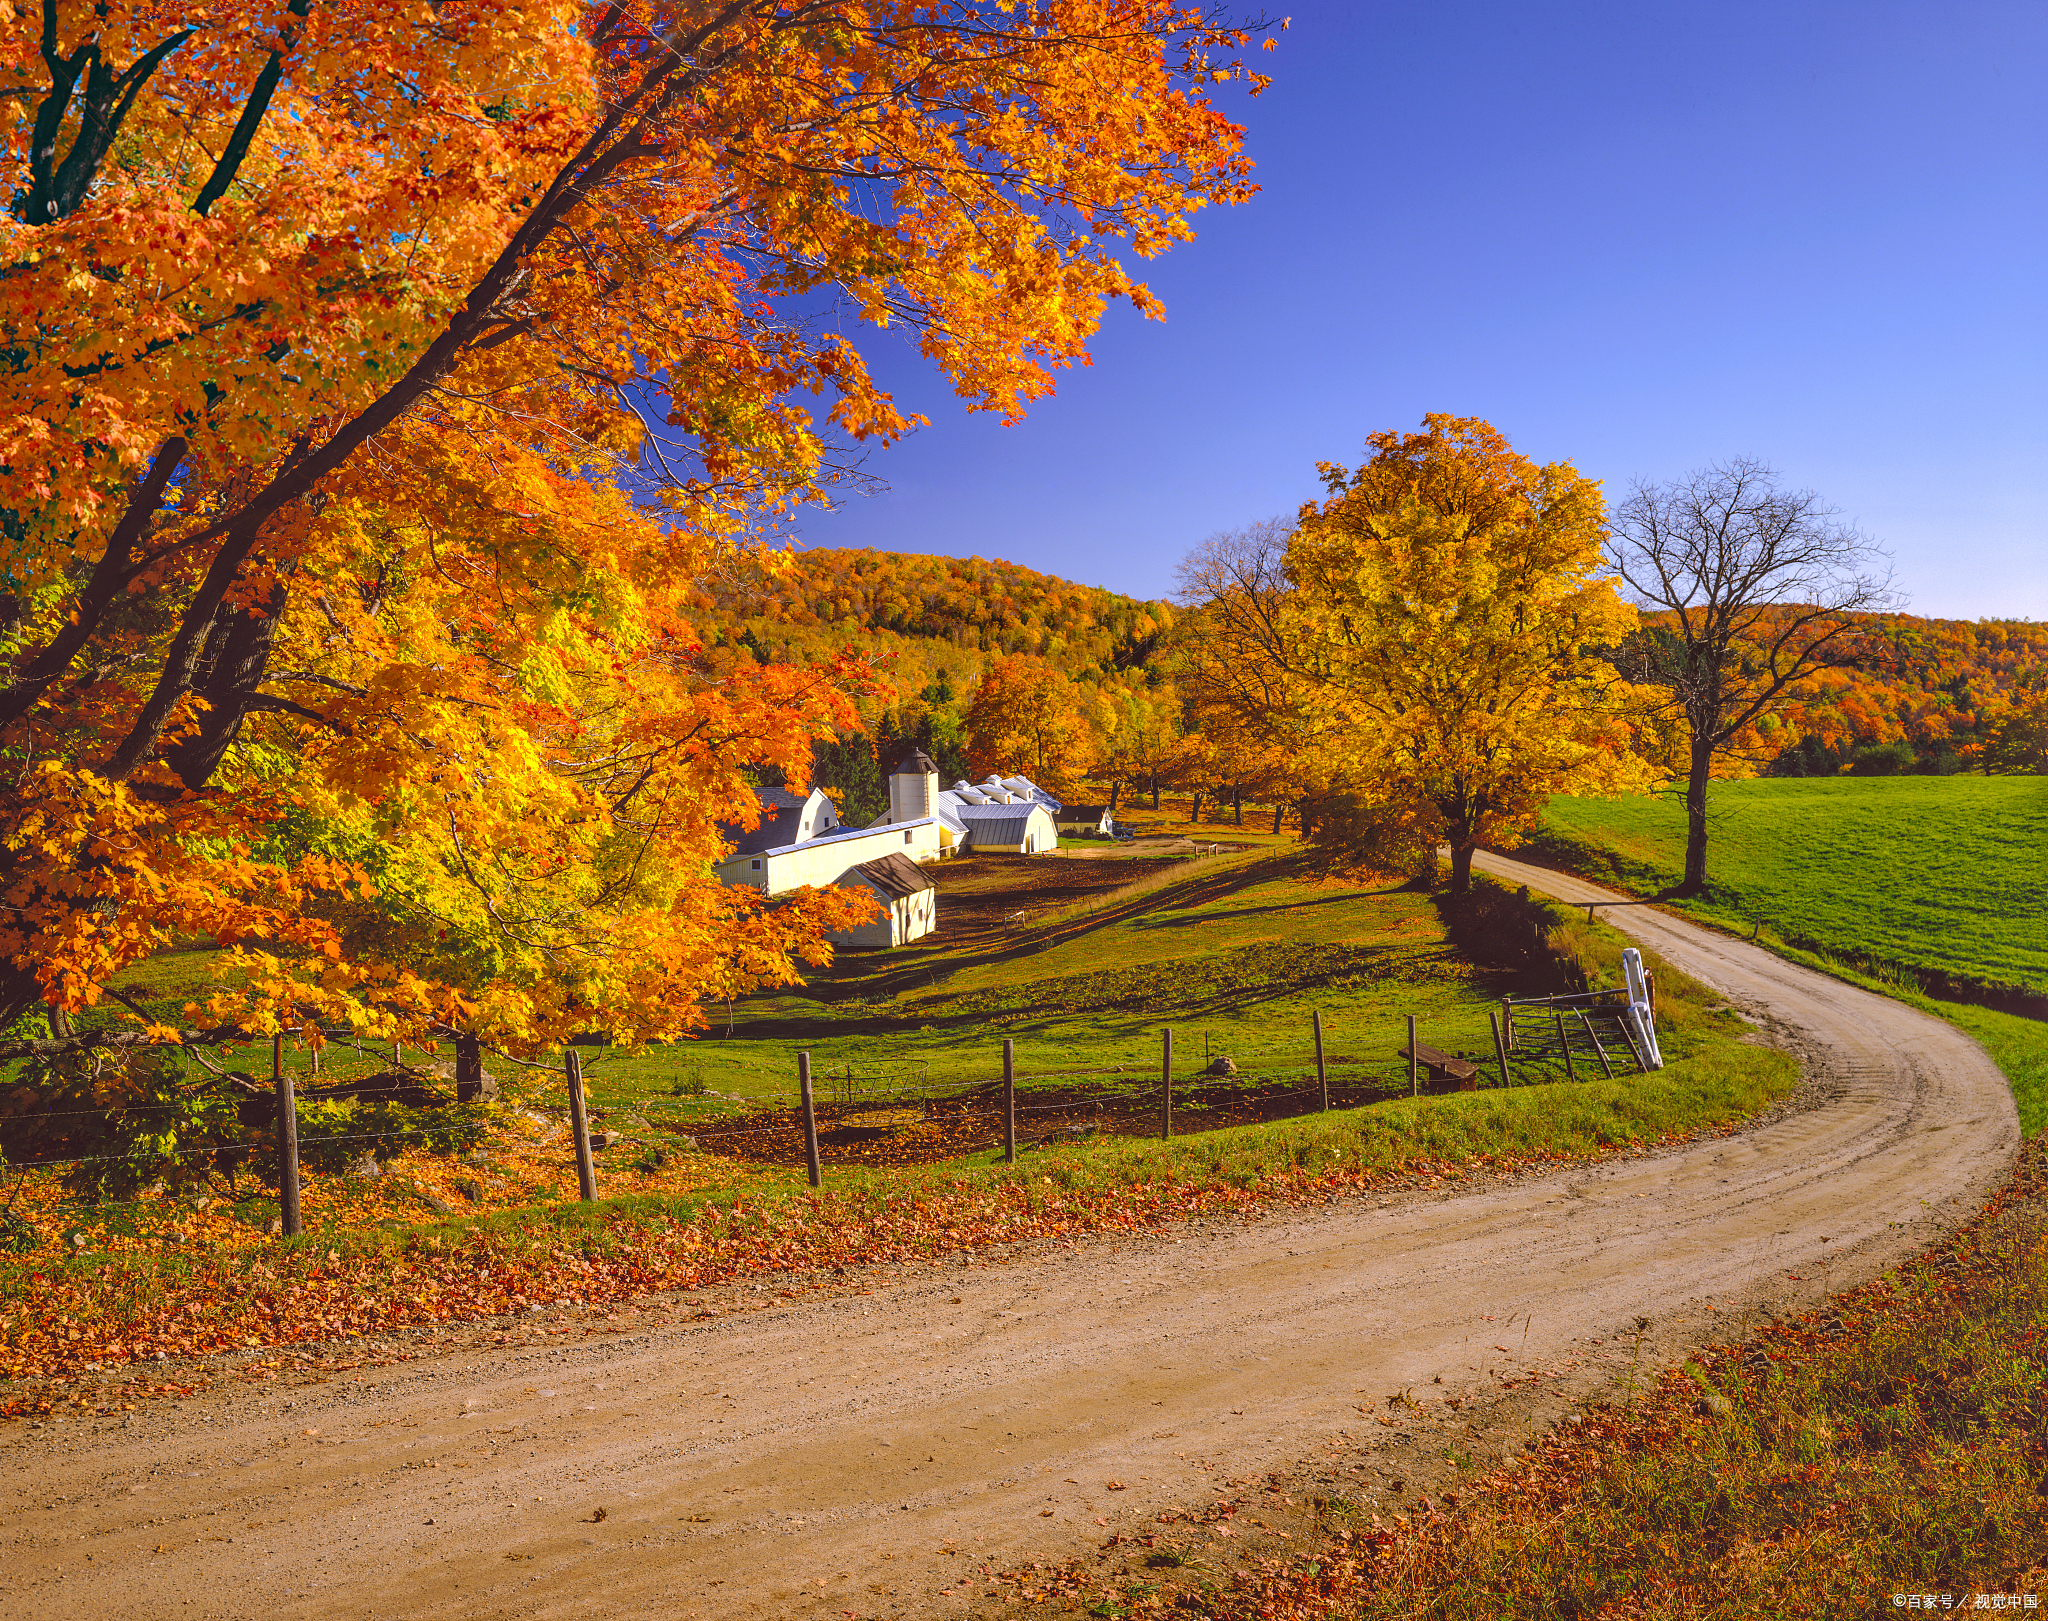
[1533,776,2048,1136]
[558,852,1760,1125]
[1534,776,2047,996]
[76,850,1788,1185]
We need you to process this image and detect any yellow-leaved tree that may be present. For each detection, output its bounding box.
[0,1,1265,1068]
[1179,419,1653,891]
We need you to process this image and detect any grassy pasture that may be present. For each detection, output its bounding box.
[1532,776,2048,1137]
[1159,1142,2048,1621]
[554,851,1757,1130]
[1532,776,2047,997]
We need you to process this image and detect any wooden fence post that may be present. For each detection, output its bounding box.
[1407,1014,1418,1098]
[1501,998,1514,1053]
[799,1051,822,1188]
[1556,1013,1578,1081]
[1313,1009,1328,1112]
[1002,1038,1016,1165]
[273,1033,301,1237]
[1160,1028,1172,1140]
[456,1032,486,1102]
[1490,1011,1511,1089]
[565,1047,597,1202]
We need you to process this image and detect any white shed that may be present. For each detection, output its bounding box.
[831,852,938,948]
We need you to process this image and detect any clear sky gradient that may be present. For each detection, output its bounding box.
[793,1,2045,620]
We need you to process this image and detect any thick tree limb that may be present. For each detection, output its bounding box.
[100,5,758,780]
[192,0,313,216]
[0,436,188,732]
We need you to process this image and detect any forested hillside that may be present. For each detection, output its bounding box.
[692,543,2044,824]
[697,547,1173,696]
[692,547,1178,819]
[1753,614,2048,774]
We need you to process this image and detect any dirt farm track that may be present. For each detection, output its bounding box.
[0,851,2019,1620]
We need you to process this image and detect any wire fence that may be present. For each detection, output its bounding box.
[3,981,1665,1239]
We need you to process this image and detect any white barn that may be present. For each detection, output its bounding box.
[953,800,1058,852]
[878,752,1063,855]
[833,852,938,948]
[1053,803,1112,837]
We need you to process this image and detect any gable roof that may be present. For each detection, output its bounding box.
[719,785,823,855]
[850,851,935,900]
[1056,804,1107,819]
[956,805,1045,844]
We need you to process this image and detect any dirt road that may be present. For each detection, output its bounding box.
[2,854,2018,1620]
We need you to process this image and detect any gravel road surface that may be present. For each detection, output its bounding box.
[1,852,2018,1620]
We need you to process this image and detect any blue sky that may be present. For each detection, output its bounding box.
[792,1,2045,620]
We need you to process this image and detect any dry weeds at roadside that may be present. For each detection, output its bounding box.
[1054,1138,2048,1621]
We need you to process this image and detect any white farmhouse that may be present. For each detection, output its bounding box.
[713,781,943,948]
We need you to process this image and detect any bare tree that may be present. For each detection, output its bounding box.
[1172,517,1308,751]
[1609,458,1899,894]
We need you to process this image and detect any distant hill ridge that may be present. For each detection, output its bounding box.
[700,547,2041,770]
[699,546,1174,688]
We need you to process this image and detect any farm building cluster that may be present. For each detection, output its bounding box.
[713,751,1098,947]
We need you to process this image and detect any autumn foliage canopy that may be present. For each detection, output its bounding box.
[0,0,1259,1055]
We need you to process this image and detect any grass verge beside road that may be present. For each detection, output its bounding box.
[1072,786,2048,1619]
[1118,1135,2048,1621]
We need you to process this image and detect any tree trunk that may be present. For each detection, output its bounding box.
[1232,787,1242,825]
[1107,780,1121,818]
[1189,791,1204,824]
[1449,842,1476,894]
[1271,801,1283,836]
[1150,771,1159,811]
[455,1033,496,1103]
[166,586,285,789]
[1679,735,1713,894]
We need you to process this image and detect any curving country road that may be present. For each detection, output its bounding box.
[0,853,2018,1620]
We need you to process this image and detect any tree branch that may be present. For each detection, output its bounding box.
[193,0,313,216]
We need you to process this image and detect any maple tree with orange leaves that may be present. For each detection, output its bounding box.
[0,1,1264,1060]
